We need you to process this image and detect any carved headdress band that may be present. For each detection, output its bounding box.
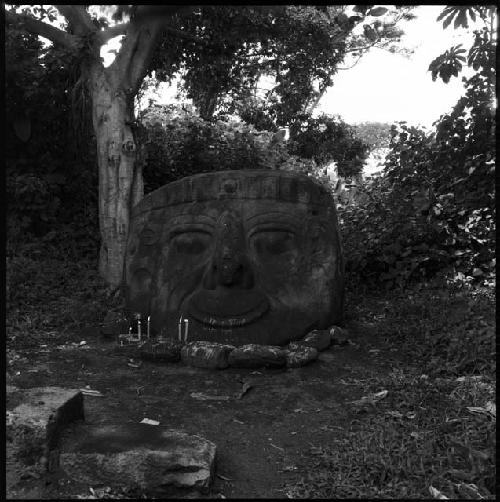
[132,170,334,218]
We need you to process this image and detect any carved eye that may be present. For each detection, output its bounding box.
[250,230,297,256]
[172,231,211,255]
[140,228,158,246]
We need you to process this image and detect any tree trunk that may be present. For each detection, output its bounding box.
[90,64,143,288]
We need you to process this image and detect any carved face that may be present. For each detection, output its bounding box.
[125,171,344,346]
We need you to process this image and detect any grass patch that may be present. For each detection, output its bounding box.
[6,239,120,348]
[285,284,495,499]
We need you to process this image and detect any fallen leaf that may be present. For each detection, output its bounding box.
[190,392,230,401]
[80,388,103,397]
[270,443,284,452]
[386,411,403,418]
[140,418,160,425]
[456,483,485,499]
[429,485,449,499]
[484,401,496,417]
[216,473,233,481]
[466,405,496,418]
[351,389,388,408]
[236,381,253,400]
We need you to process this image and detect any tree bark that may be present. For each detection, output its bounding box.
[6,4,195,287]
[90,64,143,287]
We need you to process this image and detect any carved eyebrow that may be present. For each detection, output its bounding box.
[167,223,214,238]
[167,216,216,239]
[245,212,301,234]
[246,211,300,223]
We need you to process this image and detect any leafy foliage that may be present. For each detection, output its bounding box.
[428,44,467,83]
[340,112,494,288]
[151,5,414,124]
[136,104,316,193]
[429,6,496,84]
[339,6,495,289]
[5,13,98,256]
[288,114,369,178]
[353,121,392,150]
[436,6,488,30]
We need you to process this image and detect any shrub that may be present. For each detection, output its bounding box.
[137,104,314,192]
[288,113,369,178]
[340,69,494,288]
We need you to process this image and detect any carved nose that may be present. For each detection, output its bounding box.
[203,216,254,290]
[203,251,254,290]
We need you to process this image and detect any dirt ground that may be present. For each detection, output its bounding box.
[6,306,409,499]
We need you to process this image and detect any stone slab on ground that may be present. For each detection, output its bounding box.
[228,344,286,368]
[6,386,84,472]
[181,341,236,369]
[140,339,183,362]
[60,424,216,496]
[297,329,331,351]
[285,345,319,368]
[329,325,350,346]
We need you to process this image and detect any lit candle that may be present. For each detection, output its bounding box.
[147,316,151,339]
[178,315,183,342]
[137,314,141,340]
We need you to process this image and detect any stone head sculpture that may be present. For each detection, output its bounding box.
[124,170,344,346]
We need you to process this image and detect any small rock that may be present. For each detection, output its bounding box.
[285,345,318,368]
[228,344,286,368]
[329,325,350,346]
[181,341,235,370]
[140,339,182,363]
[6,387,84,472]
[60,424,216,496]
[297,330,331,351]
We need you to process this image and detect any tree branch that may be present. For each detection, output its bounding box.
[109,20,164,96]
[97,23,130,45]
[56,5,95,35]
[4,9,79,49]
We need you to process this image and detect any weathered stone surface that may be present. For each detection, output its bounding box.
[181,341,235,369]
[329,325,350,346]
[125,170,344,346]
[285,345,319,368]
[6,386,84,472]
[228,344,286,368]
[60,424,216,496]
[140,339,182,362]
[296,330,331,351]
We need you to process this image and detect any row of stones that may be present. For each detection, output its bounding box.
[139,326,348,370]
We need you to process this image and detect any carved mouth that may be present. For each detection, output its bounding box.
[187,289,269,327]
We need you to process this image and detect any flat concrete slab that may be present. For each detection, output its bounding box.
[60,423,216,496]
[6,386,84,472]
